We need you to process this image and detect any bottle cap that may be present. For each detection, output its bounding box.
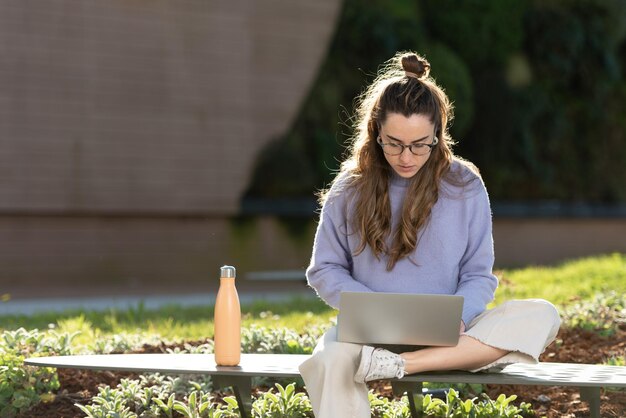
[220,265,236,278]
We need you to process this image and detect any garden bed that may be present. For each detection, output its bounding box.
[5,256,626,417]
[17,326,626,418]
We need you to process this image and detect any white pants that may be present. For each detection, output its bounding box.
[298,299,561,418]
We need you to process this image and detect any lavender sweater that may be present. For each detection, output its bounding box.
[306,159,499,326]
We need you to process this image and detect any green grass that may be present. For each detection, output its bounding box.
[1,253,624,347]
[492,252,626,307]
[0,297,335,343]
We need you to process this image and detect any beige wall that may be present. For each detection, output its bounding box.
[1,215,316,298]
[3,215,625,298]
[0,0,341,215]
[493,218,626,267]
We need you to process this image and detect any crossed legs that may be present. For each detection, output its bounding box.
[301,327,509,418]
[400,335,509,374]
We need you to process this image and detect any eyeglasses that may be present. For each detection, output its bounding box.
[377,134,439,156]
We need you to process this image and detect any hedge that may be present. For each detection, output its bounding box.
[246,0,626,203]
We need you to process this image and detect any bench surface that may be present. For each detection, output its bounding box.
[25,353,626,388]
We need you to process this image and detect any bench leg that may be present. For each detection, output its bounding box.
[212,375,253,418]
[579,386,601,418]
[391,381,423,418]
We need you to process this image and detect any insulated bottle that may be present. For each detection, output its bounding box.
[214,265,241,366]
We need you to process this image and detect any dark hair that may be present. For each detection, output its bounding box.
[368,52,451,143]
[322,51,471,270]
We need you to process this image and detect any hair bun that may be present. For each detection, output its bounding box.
[401,53,430,79]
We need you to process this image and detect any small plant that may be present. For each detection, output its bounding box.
[74,373,220,418]
[173,393,239,418]
[605,355,625,366]
[86,332,161,354]
[172,391,214,418]
[75,386,138,418]
[369,391,411,418]
[562,291,626,336]
[241,324,325,354]
[369,389,534,418]
[152,393,175,418]
[0,327,76,357]
[251,382,312,417]
[165,341,214,354]
[419,390,534,417]
[0,352,60,417]
[0,328,76,417]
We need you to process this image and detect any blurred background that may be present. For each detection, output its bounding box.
[2,0,626,302]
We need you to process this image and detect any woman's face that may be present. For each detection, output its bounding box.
[378,112,437,179]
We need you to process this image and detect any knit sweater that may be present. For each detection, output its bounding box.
[305,159,499,326]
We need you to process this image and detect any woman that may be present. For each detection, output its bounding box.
[298,52,561,418]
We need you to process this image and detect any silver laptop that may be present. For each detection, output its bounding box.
[337,291,464,347]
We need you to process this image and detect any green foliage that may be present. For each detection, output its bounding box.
[80,382,525,418]
[75,386,138,418]
[562,291,625,336]
[241,324,326,355]
[0,352,60,417]
[0,327,75,357]
[172,391,237,418]
[75,376,220,418]
[77,381,311,418]
[421,0,527,67]
[475,0,626,202]
[369,391,412,417]
[251,383,312,417]
[245,0,626,203]
[87,332,163,355]
[369,389,534,417]
[152,393,175,418]
[165,341,214,355]
[419,43,474,137]
[0,328,75,417]
[605,355,625,367]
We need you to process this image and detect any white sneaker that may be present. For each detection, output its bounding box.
[354,346,406,383]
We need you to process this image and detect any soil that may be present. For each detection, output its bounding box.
[18,327,626,418]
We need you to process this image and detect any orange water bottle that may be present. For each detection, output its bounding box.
[214,265,241,366]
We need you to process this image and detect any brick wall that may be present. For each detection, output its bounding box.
[4,214,626,298]
[0,0,342,215]
[0,0,343,295]
[1,215,317,298]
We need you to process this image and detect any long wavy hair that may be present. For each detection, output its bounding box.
[321,51,461,271]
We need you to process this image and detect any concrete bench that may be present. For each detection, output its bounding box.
[25,353,626,418]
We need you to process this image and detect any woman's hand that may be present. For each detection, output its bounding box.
[460,321,466,334]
